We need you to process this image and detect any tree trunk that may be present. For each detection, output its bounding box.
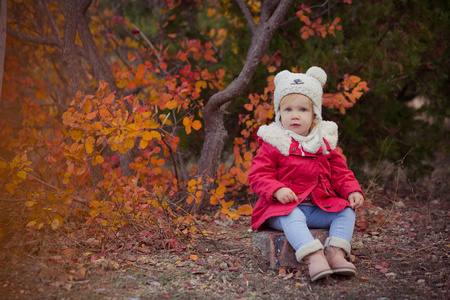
[63,0,106,187]
[0,0,8,120]
[75,0,135,177]
[0,0,7,118]
[192,0,294,214]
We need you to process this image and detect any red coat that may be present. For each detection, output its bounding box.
[249,137,364,231]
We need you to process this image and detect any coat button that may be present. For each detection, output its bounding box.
[292,148,296,151]
[312,182,316,185]
[298,197,302,200]
[284,211,289,215]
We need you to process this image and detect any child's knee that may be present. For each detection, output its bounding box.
[342,207,356,219]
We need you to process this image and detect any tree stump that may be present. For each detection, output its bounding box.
[252,229,329,269]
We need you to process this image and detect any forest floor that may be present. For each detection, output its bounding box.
[0,179,449,300]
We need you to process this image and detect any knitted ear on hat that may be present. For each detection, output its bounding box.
[274,70,292,87]
[306,66,327,87]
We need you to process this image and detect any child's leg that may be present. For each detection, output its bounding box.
[300,206,357,276]
[302,206,356,242]
[328,207,356,242]
[307,207,356,276]
[267,206,315,250]
[268,206,332,281]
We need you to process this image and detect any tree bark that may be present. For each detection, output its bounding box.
[63,0,105,187]
[193,0,294,214]
[74,0,135,177]
[0,0,7,118]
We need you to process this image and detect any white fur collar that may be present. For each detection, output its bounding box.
[257,121,338,156]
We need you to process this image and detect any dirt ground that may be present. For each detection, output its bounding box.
[0,183,448,300]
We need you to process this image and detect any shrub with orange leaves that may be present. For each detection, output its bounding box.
[0,0,370,251]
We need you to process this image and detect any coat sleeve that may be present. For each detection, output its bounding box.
[328,148,364,200]
[248,141,286,203]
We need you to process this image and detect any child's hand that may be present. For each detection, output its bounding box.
[273,187,298,204]
[348,192,364,209]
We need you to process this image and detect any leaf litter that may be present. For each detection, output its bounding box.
[0,185,449,299]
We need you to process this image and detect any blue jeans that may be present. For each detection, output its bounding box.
[268,205,356,251]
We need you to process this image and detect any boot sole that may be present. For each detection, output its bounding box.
[331,268,356,276]
[311,269,333,282]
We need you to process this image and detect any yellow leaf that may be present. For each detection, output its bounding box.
[51,218,60,230]
[16,171,27,180]
[151,130,161,140]
[92,155,104,165]
[195,81,207,89]
[124,138,135,150]
[5,183,15,195]
[85,136,95,154]
[142,131,152,141]
[216,186,226,198]
[140,139,148,149]
[25,200,36,207]
[27,220,37,227]
[89,200,101,208]
[210,195,218,205]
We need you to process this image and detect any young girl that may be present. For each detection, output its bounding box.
[248,67,364,282]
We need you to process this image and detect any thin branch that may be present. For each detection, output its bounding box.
[131,23,162,63]
[235,0,256,34]
[30,176,89,204]
[0,197,40,202]
[39,0,62,44]
[7,28,62,47]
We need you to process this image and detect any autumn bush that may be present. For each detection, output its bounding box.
[1,0,448,255]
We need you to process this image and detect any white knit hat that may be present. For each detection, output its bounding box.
[273,67,327,125]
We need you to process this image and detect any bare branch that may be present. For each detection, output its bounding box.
[235,0,256,34]
[203,0,293,115]
[39,0,62,43]
[131,23,162,63]
[6,28,62,47]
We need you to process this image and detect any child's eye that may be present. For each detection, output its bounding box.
[300,108,308,112]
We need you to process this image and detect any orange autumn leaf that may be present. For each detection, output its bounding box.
[183,116,192,134]
[237,204,253,216]
[102,93,115,104]
[190,254,198,261]
[191,120,202,130]
[135,64,146,80]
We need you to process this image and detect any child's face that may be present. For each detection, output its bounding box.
[279,94,315,137]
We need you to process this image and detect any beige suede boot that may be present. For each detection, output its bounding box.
[303,249,333,281]
[324,237,356,277]
[295,240,333,282]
